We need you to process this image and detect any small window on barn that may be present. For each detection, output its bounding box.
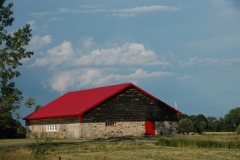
[46,124,57,131]
[106,122,116,127]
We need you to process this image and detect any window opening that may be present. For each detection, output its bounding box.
[106,122,116,127]
[46,124,57,131]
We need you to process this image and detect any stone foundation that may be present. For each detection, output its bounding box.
[26,123,81,138]
[81,122,145,138]
[155,121,178,135]
[26,121,177,138]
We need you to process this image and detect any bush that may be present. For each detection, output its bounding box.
[178,118,195,134]
[29,132,53,160]
[236,126,240,135]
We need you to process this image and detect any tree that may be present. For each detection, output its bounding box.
[178,113,189,122]
[206,116,218,132]
[236,125,240,135]
[224,107,240,129]
[25,97,42,111]
[0,0,33,138]
[178,118,195,134]
[194,114,208,134]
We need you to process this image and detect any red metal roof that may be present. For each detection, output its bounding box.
[24,83,181,120]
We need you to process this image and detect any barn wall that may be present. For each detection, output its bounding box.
[81,122,145,138]
[26,123,81,138]
[26,121,178,138]
[26,116,79,125]
[82,87,177,122]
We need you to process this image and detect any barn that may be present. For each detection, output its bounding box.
[24,83,181,138]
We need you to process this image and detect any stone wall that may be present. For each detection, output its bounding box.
[26,121,178,138]
[26,123,81,138]
[81,122,145,138]
[155,121,178,135]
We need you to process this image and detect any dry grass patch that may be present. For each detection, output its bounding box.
[0,135,240,160]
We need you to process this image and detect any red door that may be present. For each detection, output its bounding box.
[145,121,155,135]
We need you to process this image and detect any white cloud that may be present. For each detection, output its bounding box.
[116,5,179,13]
[58,8,80,13]
[48,68,172,92]
[32,42,169,67]
[177,75,192,81]
[31,41,74,67]
[58,5,179,18]
[179,57,240,67]
[49,18,64,21]
[83,37,94,48]
[30,11,55,17]
[50,71,77,92]
[73,43,170,66]
[28,35,52,51]
[27,20,37,30]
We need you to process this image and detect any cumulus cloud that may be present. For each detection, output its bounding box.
[32,41,173,92]
[83,37,94,48]
[31,42,169,67]
[49,71,77,92]
[28,35,52,51]
[179,57,240,67]
[73,43,170,66]
[48,69,172,92]
[31,41,74,67]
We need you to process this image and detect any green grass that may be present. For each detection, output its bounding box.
[155,137,240,149]
[0,135,240,160]
[203,132,236,135]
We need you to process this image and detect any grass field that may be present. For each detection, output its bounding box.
[203,132,236,135]
[0,135,240,160]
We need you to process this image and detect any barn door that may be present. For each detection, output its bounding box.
[145,121,155,135]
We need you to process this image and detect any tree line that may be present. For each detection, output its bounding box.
[178,107,240,134]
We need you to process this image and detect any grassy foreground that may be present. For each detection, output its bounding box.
[0,135,240,160]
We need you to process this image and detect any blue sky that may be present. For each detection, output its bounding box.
[8,0,240,123]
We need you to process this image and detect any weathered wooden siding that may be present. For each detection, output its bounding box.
[26,116,79,125]
[82,87,177,122]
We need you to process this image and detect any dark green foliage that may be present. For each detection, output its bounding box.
[0,0,34,138]
[0,112,18,138]
[206,116,218,132]
[156,138,240,149]
[178,118,195,133]
[224,107,240,129]
[194,114,208,134]
[236,126,240,135]
[30,133,53,160]
[178,114,189,122]
[180,108,240,133]
[24,98,42,111]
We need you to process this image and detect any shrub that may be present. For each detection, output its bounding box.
[236,126,240,135]
[29,132,53,160]
[178,118,195,134]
